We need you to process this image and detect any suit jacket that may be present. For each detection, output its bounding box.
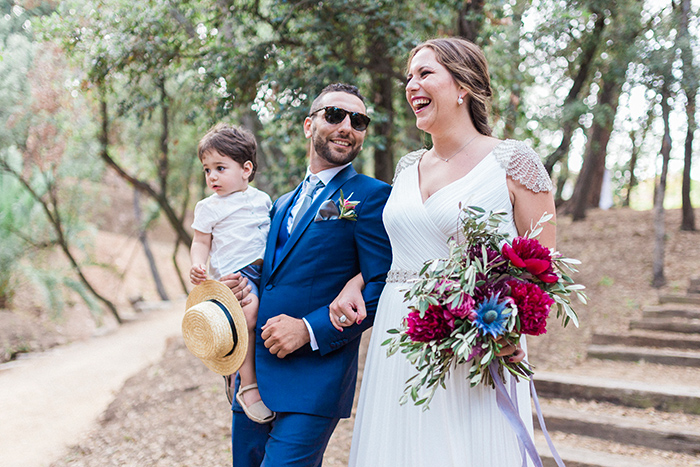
[256,164,392,419]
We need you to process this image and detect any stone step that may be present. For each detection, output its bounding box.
[535,432,695,467]
[630,317,700,334]
[659,294,700,306]
[534,371,700,414]
[642,304,700,320]
[587,344,700,367]
[534,404,700,454]
[591,331,700,351]
[689,277,700,294]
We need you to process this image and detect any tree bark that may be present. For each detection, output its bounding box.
[369,40,395,184]
[458,0,485,43]
[544,12,607,175]
[133,189,169,301]
[0,160,122,322]
[652,80,672,288]
[624,106,654,207]
[569,73,623,220]
[98,83,192,246]
[679,0,696,231]
[502,0,527,139]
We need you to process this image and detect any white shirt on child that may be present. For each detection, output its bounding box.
[191,186,272,280]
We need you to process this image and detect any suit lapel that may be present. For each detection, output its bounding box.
[268,164,358,279]
[263,189,298,281]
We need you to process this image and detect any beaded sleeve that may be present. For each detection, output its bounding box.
[392,149,426,185]
[492,139,553,193]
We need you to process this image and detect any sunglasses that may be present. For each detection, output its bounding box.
[309,106,371,132]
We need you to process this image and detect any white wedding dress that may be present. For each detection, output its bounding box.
[349,140,553,467]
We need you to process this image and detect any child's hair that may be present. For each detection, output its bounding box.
[198,123,258,181]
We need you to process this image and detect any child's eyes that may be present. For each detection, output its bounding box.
[203,168,210,174]
[217,166,226,172]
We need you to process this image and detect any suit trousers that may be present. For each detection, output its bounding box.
[231,405,340,467]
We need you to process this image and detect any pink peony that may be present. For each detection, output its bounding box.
[447,294,475,320]
[406,305,455,343]
[502,237,558,283]
[507,280,555,336]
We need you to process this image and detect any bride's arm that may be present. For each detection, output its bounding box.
[329,273,366,331]
[507,176,557,250]
[506,176,556,364]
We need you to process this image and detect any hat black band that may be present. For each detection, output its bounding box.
[209,299,238,357]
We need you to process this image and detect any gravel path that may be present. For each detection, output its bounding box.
[0,304,182,467]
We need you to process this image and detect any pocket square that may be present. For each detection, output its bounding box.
[314,199,340,221]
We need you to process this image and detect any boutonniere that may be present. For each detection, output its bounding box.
[338,190,360,221]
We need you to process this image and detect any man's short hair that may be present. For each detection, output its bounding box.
[309,83,366,115]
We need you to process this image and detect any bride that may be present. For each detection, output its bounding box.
[329,37,556,466]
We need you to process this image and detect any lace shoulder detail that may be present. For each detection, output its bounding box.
[492,139,553,193]
[392,149,427,185]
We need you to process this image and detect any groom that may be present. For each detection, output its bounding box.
[230,83,392,466]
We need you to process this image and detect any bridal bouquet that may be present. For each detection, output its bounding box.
[382,206,585,409]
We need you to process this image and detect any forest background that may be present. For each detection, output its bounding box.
[0,0,698,355]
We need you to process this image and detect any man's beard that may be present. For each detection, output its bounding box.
[312,133,361,166]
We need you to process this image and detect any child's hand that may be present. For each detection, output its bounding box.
[190,265,207,285]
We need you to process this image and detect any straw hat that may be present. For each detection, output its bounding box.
[182,280,248,375]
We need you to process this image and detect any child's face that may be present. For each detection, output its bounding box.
[200,150,252,196]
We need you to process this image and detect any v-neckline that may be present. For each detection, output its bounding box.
[417,146,497,205]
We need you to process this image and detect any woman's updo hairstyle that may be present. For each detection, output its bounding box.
[407,37,493,136]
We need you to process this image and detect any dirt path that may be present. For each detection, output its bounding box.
[0,302,183,467]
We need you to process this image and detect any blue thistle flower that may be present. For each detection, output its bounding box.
[473,294,510,338]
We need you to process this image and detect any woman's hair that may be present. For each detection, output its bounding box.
[407,37,493,136]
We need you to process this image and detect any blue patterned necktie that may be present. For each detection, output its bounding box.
[290,176,324,232]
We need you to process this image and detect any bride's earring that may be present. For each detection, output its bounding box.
[457,96,464,105]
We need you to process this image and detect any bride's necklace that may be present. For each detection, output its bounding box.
[431,134,479,162]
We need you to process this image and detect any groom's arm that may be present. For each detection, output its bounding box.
[305,182,392,355]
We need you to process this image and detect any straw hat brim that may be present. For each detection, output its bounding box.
[183,280,248,376]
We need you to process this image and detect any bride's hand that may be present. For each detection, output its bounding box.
[329,274,366,331]
[494,337,525,363]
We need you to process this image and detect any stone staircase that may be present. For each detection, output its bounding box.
[532,278,700,467]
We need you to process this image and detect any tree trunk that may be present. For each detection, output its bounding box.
[98,83,192,246]
[569,73,623,220]
[679,0,696,231]
[624,137,640,208]
[458,0,485,43]
[133,189,169,301]
[158,78,169,195]
[172,238,189,295]
[502,0,527,139]
[544,12,607,175]
[1,160,122,323]
[652,80,672,288]
[624,106,654,207]
[369,40,395,184]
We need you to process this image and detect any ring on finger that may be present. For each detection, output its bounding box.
[339,315,347,324]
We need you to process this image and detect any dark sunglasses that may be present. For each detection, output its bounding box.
[309,106,371,132]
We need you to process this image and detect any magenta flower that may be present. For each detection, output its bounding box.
[507,279,554,336]
[502,237,558,283]
[447,294,475,320]
[405,305,454,343]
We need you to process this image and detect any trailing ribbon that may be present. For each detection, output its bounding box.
[488,363,566,467]
[531,377,566,467]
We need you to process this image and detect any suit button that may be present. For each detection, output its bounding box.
[265,284,274,290]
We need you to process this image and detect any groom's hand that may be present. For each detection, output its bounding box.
[261,315,311,358]
[220,272,252,306]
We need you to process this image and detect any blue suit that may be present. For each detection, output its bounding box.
[232,164,392,467]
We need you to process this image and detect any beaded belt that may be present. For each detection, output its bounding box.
[386,269,418,283]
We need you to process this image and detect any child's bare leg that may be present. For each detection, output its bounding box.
[238,294,262,407]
